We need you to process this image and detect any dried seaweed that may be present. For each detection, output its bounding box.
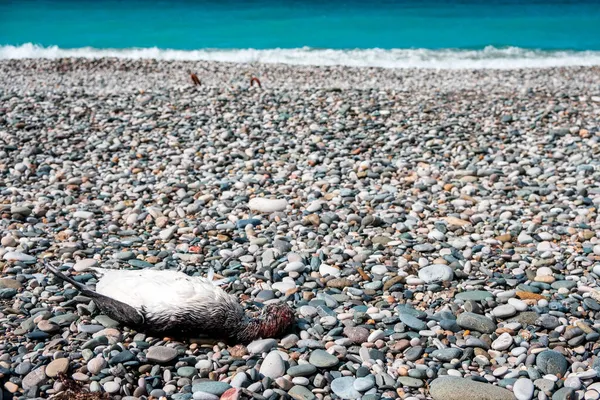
[50,373,110,400]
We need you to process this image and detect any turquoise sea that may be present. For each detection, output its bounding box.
[2,0,600,68]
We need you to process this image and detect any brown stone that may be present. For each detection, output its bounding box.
[534,276,555,283]
[37,320,60,333]
[326,278,353,289]
[46,358,69,378]
[392,339,410,352]
[495,234,512,243]
[304,214,320,226]
[516,291,545,300]
[343,326,369,344]
[4,381,19,393]
[383,276,404,291]
[0,278,22,290]
[228,344,248,358]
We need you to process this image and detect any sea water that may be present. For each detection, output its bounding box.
[1,0,600,68]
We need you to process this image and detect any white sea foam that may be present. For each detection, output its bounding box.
[1,43,600,69]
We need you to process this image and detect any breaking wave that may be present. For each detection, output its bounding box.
[2,43,600,69]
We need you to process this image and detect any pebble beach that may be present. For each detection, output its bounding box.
[1,59,600,400]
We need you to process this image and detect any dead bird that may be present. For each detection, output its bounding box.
[44,261,295,343]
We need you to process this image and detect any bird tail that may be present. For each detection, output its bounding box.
[44,260,91,293]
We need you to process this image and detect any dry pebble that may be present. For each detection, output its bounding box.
[1,59,600,400]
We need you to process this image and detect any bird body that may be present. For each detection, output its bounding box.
[45,262,295,343]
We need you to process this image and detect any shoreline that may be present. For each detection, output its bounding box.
[2,58,600,92]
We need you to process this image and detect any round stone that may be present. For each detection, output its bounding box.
[46,358,69,378]
[513,378,534,400]
[418,264,454,283]
[536,350,568,377]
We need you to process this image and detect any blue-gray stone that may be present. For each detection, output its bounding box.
[431,348,463,362]
[551,386,575,400]
[331,377,361,399]
[457,312,496,334]
[109,350,135,365]
[177,367,197,378]
[191,381,231,396]
[128,259,153,268]
[288,385,316,400]
[397,377,424,388]
[353,377,375,392]
[455,291,493,301]
[0,288,18,298]
[399,313,426,331]
[309,349,339,368]
[287,364,317,377]
[536,350,568,377]
[236,219,262,229]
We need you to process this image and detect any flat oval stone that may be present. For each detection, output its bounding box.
[399,313,427,331]
[457,312,496,334]
[248,198,287,213]
[331,377,361,399]
[455,291,494,301]
[429,376,515,400]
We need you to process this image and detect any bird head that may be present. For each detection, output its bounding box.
[257,303,296,337]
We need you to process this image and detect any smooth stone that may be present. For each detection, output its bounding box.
[177,366,197,378]
[259,351,286,379]
[455,291,494,301]
[22,367,47,389]
[492,332,514,351]
[247,339,277,354]
[288,364,317,377]
[429,376,515,400]
[353,377,375,392]
[87,357,107,375]
[272,281,296,293]
[331,377,361,399]
[146,346,178,363]
[397,377,424,388]
[191,382,231,395]
[3,251,36,262]
[288,385,316,400]
[431,348,463,362]
[73,258,98,272]
[536,350,568,377]
[343,326,369,344]
[248,198,287,213]
[109,350,135,365]
[399,313,427,331]
[457,312,497,333]
[552,387,575,400]
[192,391,219,400]
[513,378,534,400]
[73,211,94,219]
[418,264,454,283]
[309,349,339,368]
[103,381,121,394]
[493,304,517,318]
[46,358,69,378]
